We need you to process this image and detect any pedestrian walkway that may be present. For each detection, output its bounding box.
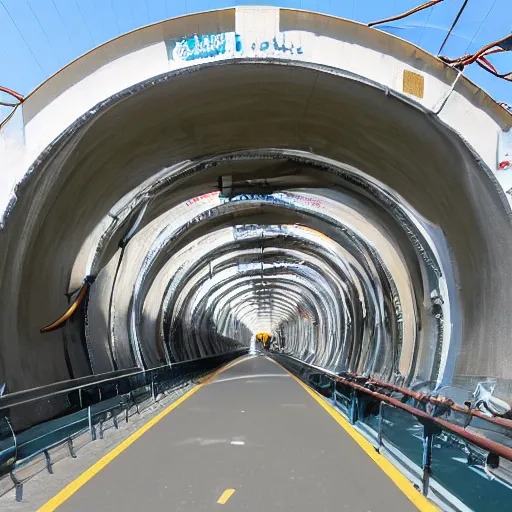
[40,356,433,511]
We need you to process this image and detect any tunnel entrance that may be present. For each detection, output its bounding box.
[1,60,510,405]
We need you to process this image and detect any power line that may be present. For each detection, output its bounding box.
[110,0,121,35]
[50,0,77,52]
[463,0,497,54]
[437,0,470,55]
[144,0,150,24]
[127,0,135,26]
[74,0,95,46]
[0,0,45,75]
[419,1,436,48]
[26,0,60,64]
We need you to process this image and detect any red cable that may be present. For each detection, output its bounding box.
[440,34,512,82]
[464,33,512,66]
[0,85,24,103]
[368,0,443,28]
[476,59,512,81]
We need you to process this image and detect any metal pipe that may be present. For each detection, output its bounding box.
[337,376,512,461]
[40,280,91,333]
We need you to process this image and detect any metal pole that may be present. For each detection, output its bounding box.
[422,424,436,496]
[349,389,357,424]
[377,402,384,453]
[88,406,96,441]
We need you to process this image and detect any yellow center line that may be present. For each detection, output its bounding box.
[217,488,236,504]
[268,358,439,512]
[37,357,248,512]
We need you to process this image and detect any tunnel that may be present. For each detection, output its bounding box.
[1,5,512,511]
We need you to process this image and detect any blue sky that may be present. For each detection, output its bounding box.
[0,0,511,109]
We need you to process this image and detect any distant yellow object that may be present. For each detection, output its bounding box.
[255,332,272,350]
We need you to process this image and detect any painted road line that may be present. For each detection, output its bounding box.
[37,358,247,512]
[217,489,236,504]
[268,358,439,512]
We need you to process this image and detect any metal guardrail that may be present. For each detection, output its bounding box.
[272,352,512,512]
[0,349,247,501]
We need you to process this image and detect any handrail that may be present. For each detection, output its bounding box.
[341,377,512,462]
[0,367,141,412]
[0,349,247,412]
[0,348,248,493]
[356,375,512,429]
[272,353,512,462]
[279,353,512,430]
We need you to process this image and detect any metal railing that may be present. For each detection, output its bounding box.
[272,353,512,512]
[0,349,247,501]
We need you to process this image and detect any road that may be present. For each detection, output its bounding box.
[46,356,425,511]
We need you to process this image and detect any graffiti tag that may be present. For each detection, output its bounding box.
[172,33,231,61]
[169,32,303,63]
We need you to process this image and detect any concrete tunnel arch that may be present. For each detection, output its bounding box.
[0,7,512,411]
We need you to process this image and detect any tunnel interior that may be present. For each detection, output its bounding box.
[1,59,512,406]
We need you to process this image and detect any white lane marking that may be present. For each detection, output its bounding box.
[231,440,245,446]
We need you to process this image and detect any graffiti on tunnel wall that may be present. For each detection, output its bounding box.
[171,33,233,61]
[167,31,304,63]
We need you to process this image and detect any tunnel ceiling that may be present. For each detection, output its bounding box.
[1,8,512,408]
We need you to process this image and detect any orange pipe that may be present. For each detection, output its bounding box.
[40,282,90,333]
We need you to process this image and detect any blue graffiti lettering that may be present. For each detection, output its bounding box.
[224,193,290,206]
[170,32,304,62]
[173,33,228,61]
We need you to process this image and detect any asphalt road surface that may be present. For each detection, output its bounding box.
[55,356,420,511]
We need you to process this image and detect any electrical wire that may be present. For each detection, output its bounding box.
[50,0,77,53]
[110,0,121,35]
[0,103,19,131]
[27,0,60,64]
[74,0,95,46]
[440,32,512,82]
[418,0,436,48]
[463,0,497,55]
[437,0,469,55]
[0,85,24,102]
[0,0,45,75]
[368,0,444,28]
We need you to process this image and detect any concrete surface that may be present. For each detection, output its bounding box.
[52,356,417,511]
[0,381,195,512]
[2,60,512,399]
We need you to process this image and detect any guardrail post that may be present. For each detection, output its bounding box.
[67,437,77,458]
[88,406,96,441]
[44,449,53,474]
[421,422,441,496]
[349,389,358,424]
[10,473,22,502]
[377,402,384,453]
[15,483,23,502]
